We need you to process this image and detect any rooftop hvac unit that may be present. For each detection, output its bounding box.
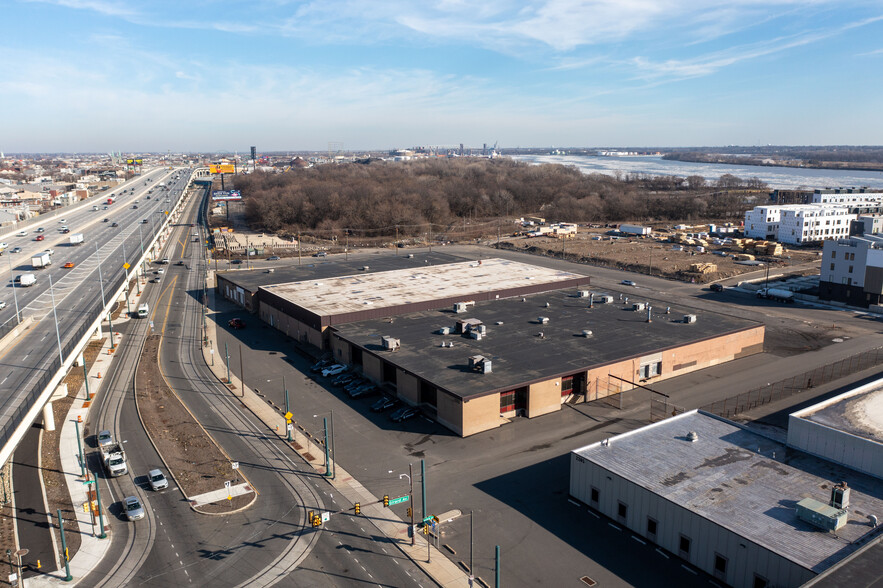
[633,302,646,311]
[582,329,593,338]
[437,327,451,335]
[599,295,614,304]
[476,324,487,335]
[408,253,414,258]
[831,482,851,510]
[796,498,848,532]
[381,336,400,351]
[578,290,590,298]
[468,355,492,373]
[684,314,698,324]
[469,331,483,340]
[453,301,476,313]
[538,317,549,324]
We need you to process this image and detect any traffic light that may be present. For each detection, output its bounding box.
[312,514,321,528]
[407,507,412,518]
[423,524,429,535]
[383,495,389,507]
[354,502,361,515]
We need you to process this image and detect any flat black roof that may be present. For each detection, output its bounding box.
[216,251,470,293]
[334,289,762,400]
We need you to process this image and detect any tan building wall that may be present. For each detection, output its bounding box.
[330,335,351,365]
[397,370,420,405]
[436,391,464,436]
[260,303,323,349]
[528,378,562,417]
[362,353,383,383]
[462,393,504,437]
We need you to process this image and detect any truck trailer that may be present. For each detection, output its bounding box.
[757,288,795,303]
[31,252,51,269]
[69,233,84,245]
[18,273,36,287]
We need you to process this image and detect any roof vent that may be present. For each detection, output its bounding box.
[686,431,698,442]
[538,317,549,324]
[582,329,593,338]
[684,314,697,324]
[633,302,646,311]
[437,326,451,335]
[408,253,414,258]
[578,290,590,298]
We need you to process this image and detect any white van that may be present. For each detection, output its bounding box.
[137,303,149,318]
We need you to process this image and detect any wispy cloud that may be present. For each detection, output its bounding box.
[23,0,138,18]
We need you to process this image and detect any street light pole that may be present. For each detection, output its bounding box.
[121,240,131,316]
[6,254,20,325]
[74,421,85,477]
[284,376,292,442]
[239,343,245,397]
[401,465,414,545]
[48,274,64,363]
[57,509,72,581]
[94,476,106,539]
[225,342,230,383]
[95,243,114,351]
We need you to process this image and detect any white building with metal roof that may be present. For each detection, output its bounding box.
[570,411,883,588]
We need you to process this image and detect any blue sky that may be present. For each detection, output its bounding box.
[3,0,882,152]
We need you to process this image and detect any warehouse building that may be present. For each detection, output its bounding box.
[256,258,591,349]
[788,375,883,480]
[329,288,763,436]
[570,411,883,588]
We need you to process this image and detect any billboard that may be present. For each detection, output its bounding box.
[135,158,143,165]
[210,164,236,174]
[212,190,242,201]
[126,158,134,165]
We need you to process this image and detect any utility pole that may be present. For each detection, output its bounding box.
[409,463,415,545]
[495,545,501,587]
[239,343,245,397]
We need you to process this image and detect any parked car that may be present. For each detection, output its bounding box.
[313,252,327,258]
[124,496,145,521]
[344,378,366,392]
[321,364,347,377]
[267,255,280,261]
[228,318,245,329]
[310,359,332,373]
[621,280,637,287]
[332,374,356,387]
[148,469,168,491]
[349,384,378,399]
[709,283,724,292]
[389,406,419,422]
[230,259,242,265]
[371,396,398,412]
[97,430,114,448]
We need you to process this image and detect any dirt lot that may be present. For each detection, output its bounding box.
[497,231,821,283]
[135,335,253,511]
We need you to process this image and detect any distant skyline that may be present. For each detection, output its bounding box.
[3,0,882,153]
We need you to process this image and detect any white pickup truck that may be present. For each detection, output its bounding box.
[100,441,128,477]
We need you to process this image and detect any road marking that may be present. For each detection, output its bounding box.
[568,499,580,507]
[656,548,669,559]
[681,565,697,575]
[0,378,5,386]
[587,510,599,519]
[608,522,621,531]
[631,536,646,545]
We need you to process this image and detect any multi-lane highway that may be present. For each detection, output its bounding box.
[0,168,192,462]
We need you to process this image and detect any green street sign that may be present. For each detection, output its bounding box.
[423,515,435,523]
[388,496,409,506]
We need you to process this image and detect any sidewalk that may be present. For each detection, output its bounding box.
[202,279,472,587]
[28,329,123,587]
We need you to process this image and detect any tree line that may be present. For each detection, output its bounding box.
[233,158,768,237]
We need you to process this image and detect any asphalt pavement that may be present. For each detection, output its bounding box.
[12,423,55,578]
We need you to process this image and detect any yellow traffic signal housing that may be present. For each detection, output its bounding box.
[423,524,429,535]
[383,495,389,507]
[312,515,321,528]
[407,507,412,518]
[354,502,361,515]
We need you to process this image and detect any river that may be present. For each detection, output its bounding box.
[511,154,883,190]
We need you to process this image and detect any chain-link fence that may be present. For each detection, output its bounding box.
[650,397,687,422]
[701,347,883,420]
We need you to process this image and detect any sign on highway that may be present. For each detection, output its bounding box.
[212,190,242,201]
[321,512,330,522]
[123,262,130,270]
[388,496,409,506]
[284,411,293,421]
[210,164,236,174]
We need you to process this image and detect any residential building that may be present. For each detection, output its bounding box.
[818,234,883,307]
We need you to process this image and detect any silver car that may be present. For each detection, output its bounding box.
[97,430,113,448]
[148,469,168,491]
[124,496,145,521]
